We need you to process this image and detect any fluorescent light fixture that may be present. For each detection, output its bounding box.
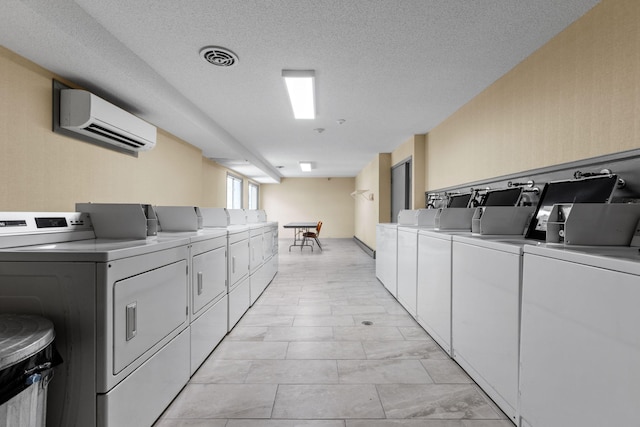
[282,70,316,119]
[299,161,313,172]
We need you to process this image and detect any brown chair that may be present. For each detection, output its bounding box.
[302,221,322,251]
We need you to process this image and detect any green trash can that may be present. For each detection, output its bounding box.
[0,314,62,427]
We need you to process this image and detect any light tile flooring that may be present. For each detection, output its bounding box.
[155,239,512,427]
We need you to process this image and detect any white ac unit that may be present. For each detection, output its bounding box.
[59,89,156,152]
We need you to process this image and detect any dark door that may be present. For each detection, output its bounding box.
[391,158,412,223]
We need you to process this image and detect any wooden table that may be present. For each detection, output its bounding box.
[283,222,318,251]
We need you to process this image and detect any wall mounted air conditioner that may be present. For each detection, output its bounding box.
[59,89,156,152]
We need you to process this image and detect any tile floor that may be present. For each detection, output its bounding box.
[155,238,512,427]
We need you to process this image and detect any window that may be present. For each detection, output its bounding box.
[248,183,259,210]
[226,174,243,209]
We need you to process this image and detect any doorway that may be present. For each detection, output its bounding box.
[391,157,412,223]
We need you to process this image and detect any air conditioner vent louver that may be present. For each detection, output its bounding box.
[59,89,156,152]
[199,46,238,67]
[85,124,146,149]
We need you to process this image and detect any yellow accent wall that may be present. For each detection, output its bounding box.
[354,153,391,249]
[0,46,248,211]
[261,178,355,239]
[426,0,640,190]
[201,158,229,208]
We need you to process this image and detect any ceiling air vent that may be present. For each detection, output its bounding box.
[199,46,238,67]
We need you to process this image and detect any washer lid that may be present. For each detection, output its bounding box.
[0,314,54,370]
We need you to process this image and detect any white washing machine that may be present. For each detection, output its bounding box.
[413,199,529,358]
[201,208,250,331]
[387,209,441,310]
[416,229,456,356]
[155,206,228,375]
[450,234,527,423]
[415,204,531,359]
[446,176,624,424]
[397,208,471,323]
[376,222,398,297]
[396,225,420,316]
[0,208,191,427]
[519,244,640,427]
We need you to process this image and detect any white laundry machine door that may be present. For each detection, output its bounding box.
[250,232,263,274]
[263,228,273,260]
[228,232,250,289]
[520,248,640,427]
[191,243,226,317]
[112,259,188,374]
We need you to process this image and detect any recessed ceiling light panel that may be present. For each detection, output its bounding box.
[283,70,316,119]
[299,161,313,172]
[200,46,239,67]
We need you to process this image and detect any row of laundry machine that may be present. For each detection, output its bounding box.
[376,174,640,427]
[0,204,278,427]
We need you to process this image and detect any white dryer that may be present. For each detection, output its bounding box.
[155,206,228,375]
[246,209,278,305]
[264,215,279,287]
[519,244,640,427]
[246,209,266,305]
[0,208,191,427]
[201,208,250,330]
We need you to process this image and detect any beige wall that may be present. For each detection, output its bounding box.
[358,0,640,250]
[0,46,250,211]
[426,0,640,190]
[350,137,426,251]
[201,158,231,208]
[354,153,391,249]
[261,178,355,238]
[412,135,426,208]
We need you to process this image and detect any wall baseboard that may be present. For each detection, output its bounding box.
[353,236,375,259]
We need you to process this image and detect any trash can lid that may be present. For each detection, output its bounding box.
[0,314,55,371]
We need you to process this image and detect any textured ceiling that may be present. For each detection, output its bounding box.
[0,0,600,182]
